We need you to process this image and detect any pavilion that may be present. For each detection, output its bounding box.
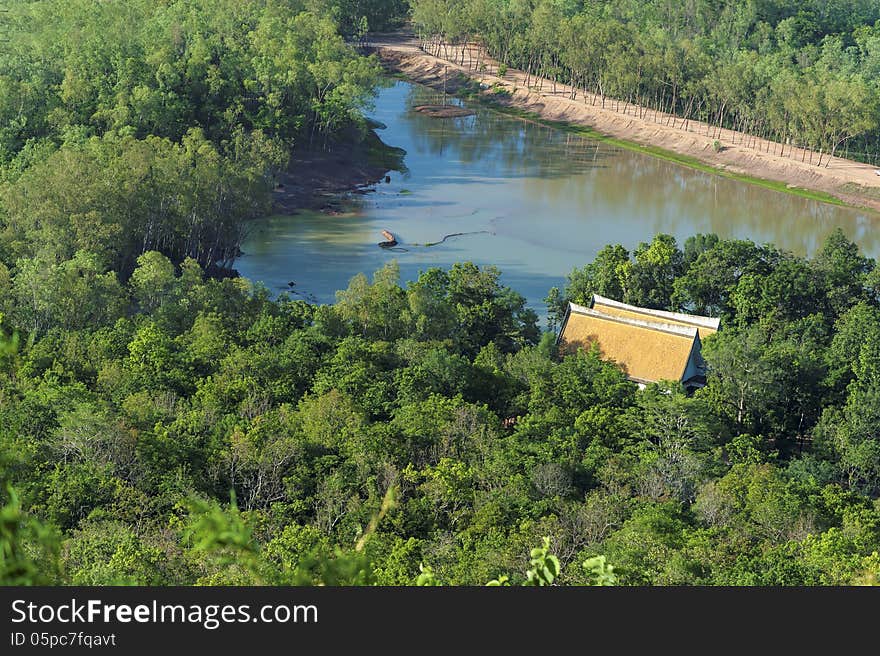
[556,294,720,391]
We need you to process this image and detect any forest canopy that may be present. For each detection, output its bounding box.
[3,231,880,586]
[411,0,880,165]
[1,1,879,587]
[0,0,391,276]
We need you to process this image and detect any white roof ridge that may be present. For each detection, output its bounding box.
[568,304,699,339]
[591,294,720,329]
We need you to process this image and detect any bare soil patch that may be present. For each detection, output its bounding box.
[414,104,475,118]
[272,126,405,215]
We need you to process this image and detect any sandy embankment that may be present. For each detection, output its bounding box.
[369,34,880,213]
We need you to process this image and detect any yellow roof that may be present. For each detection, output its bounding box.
[592,294,719,337]
[558,306,698,384]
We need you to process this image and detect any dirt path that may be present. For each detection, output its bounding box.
[368,33,880,213]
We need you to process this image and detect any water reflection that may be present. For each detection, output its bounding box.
[237,80,879,319]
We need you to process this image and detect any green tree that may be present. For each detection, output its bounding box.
[336,261,408,340]
[626,234,684,310]
[0,489,61,585]
[130,251,177,312]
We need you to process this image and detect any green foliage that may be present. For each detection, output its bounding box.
[0,0,386,302]
[131,252,178,313]
[3,132,273,281]
[412,0,880,166]
[0,489,60,585]
[0,0,878,587]
[416,563,440,586]
[483,538,613,586]
[0,1,381,161]
[183,496,270,584]
[523,536,561,585]
[559,235,685,314]
[336,261,408,340]
[583,555,618,586]
[63,520,168,585]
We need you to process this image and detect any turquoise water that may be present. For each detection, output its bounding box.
[237,80,878,322]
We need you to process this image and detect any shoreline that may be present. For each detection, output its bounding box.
[370,37,880,215]
[227,126,404,280]
[271,125,405,216]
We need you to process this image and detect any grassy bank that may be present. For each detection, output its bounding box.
[518,110,846,206]
[390,66,861,210]
[459,78,852,208]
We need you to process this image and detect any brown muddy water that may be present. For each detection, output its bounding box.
[237,79,878,323]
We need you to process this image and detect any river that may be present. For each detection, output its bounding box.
[236,79,878,322]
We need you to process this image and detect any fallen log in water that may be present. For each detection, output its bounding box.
[378,229,397,248]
